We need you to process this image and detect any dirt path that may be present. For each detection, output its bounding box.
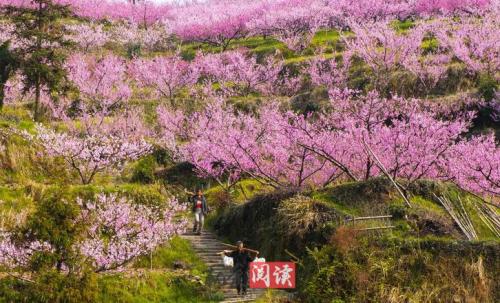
[181,231,267,303]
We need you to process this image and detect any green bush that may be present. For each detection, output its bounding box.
[152,147,170,166]
[212,190,338,260]
[298,238,498,302]
[134,236,207,276]
[0,270,98,303]
[96,271,221,303]
[0,189,98,302]
[131,156,156,184]
[388,203,407,220]
[126,43,142,58]
[477,74,498,102]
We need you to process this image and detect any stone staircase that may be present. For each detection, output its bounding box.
[181,232,266,303]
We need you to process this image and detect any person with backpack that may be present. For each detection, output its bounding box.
[191,189,209,235]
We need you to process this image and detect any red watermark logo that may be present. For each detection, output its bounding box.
[249,262,296,289]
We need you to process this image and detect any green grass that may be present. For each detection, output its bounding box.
[0,106,35,131]
[0,186,32,211]
[410,195,446,215]
[393,19,416,33]
[134,236,207,276]
[97,271,222,303]
[311,30,341,47]
[98,237,222,303]
[311,189,360,216]
[205,178,271,206]
[179,30,343,62]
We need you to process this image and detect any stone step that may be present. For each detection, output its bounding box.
[223,291,264,294]
[183,231,266,302]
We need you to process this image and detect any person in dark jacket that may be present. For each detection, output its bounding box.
[223,241,258,296]
[191,189,208,235]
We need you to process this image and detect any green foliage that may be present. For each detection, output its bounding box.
[299,237,498,302]
[152,146,170,166]
[56,183,168,208]
[0,133,72,185]
[95,236,221,303]
[477,74,498,102]
[0,189,99,303]
[388,203,407,220]
[393,19,415,33]
[205,179,268,208]
[312,178,394,216]
[126,43,142,59]
[0,41,18,109]
[289,87,330,115]
[2,0,74,120]
[134,236,207,276]
[96,271,221,303]
[131,156,157,184]
[156,162,206,191]
[212,190,338,260]
[0,270,98,303]
[15,189,84,272]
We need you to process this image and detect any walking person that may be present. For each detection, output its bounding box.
[191,189,208,235]
[223,241,259,296]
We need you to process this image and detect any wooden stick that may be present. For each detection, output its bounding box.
[457,196,477,239]
[284,249,303,267]
[473,202,500,238]
[221,243,260,255]
[357,226,395,231]
[347,215,393,221]
[362,138,412,208]
[435,194,477,240]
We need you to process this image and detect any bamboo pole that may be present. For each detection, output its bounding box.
[434,194,477,240]
[473,202,500,238]
[220,243,260,255]
[347,215,393,221]
[457,196,477,239]
[362,138,412,208]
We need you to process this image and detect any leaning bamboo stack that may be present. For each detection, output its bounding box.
[473,200,500,238]
[434,194,478,241]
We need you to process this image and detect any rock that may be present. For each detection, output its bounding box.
[173,260,188,270]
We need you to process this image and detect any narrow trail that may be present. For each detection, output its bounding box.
[181,231,267,303]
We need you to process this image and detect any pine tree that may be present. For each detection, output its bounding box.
[0,42,17,110]
[2,0,73,120]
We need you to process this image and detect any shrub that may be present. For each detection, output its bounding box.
[131,156,156,184]
[298,238,498,302]
[0,270,98,303]
[0,189,98,302]
[152,146,170,166]
[388,203,407,220]
[126,43,141,59]
[477,74,498,102]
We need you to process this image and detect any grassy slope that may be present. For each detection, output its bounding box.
[97,237,222,303]
[211,178,499,259]
[0,108,222,302]
[1,18,498,302]
[210,180,499,302]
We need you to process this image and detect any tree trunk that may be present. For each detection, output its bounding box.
[0,83,4,110]
[34,77,40,121]
[34,1,42,121]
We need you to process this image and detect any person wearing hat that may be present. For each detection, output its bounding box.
[190,189,209,235]
[223,241,258,296]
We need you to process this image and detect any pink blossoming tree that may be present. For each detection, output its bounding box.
[31,115,152,185]
[66,53,131,114]
[130,54,199,105]
[77,194,187,272]
[0,193,187,273]
[195,50,284,96]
